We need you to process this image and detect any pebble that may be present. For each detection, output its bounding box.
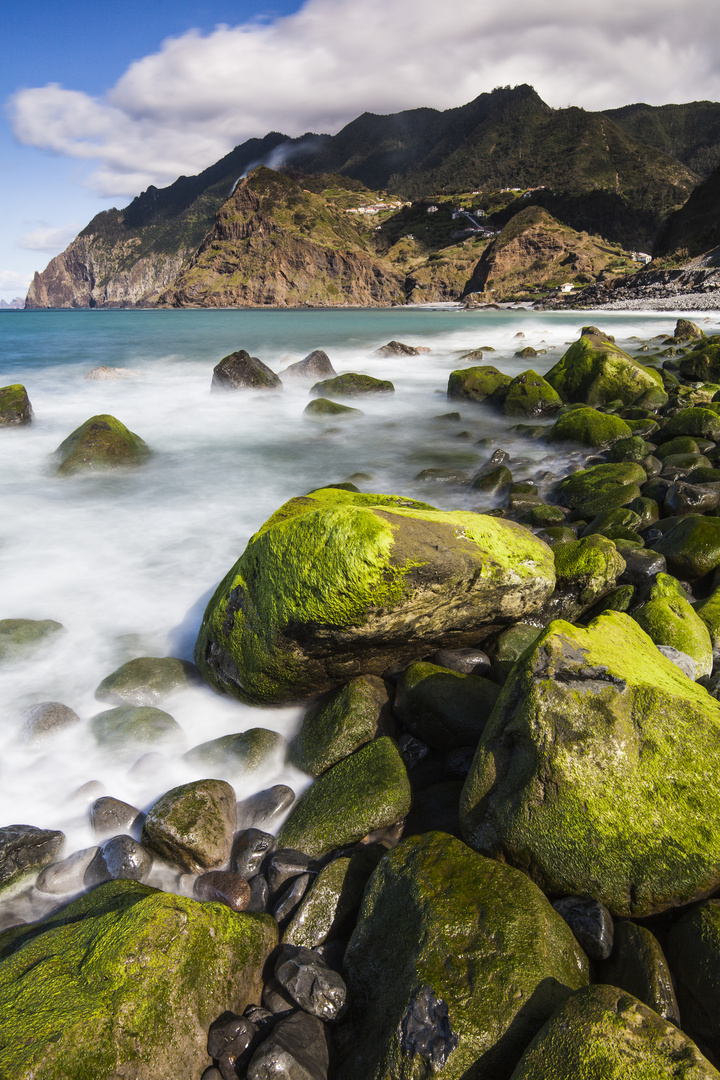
[273,872,313,924]
[246,874,270,913]
[552,895,614,960]
[83,835,153,887]
[231,828,277,879]
[274,945,347,1020]
[266,849,315,895]
[194,871,251,911]
[236,785,296,831]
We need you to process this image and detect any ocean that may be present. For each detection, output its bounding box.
[0,305,716,908]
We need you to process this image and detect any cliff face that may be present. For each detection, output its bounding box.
[159,168,406,307]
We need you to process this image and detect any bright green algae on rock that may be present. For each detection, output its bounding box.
[277,737,411,858]
[194,488,556,703]
[288,675,390,776]
[547,406,632,447]
[555,462,647,518]
[545,332,666,407]
[460,610,720,916]
[634,573,712,678]
[553,535,626,609]
[509,985,718,1080]
[54,413,150,475]
[447,365,511,403]
[339,832,589,1080]
[501,369,562,418]
[0,383,32,426]
[0,879,277,1080]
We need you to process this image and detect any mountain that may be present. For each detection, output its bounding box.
[0,297,24,309]
[26,85,708,309]
[653,160,720,261]
[604,101,720,178]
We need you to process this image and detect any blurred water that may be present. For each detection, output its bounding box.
[0,304,718,859]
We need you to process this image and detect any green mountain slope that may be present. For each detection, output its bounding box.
[655,161,720,260]
[605,101,720,178]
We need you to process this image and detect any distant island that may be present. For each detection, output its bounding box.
[25,84,720,310]
[0,297,25,309]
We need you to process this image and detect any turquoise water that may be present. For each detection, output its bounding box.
[0,304,718,912]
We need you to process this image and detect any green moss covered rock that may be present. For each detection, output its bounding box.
[211,349,281,390]
[547,407,632,447]
[95,655,196,706]
[276,737,411,858]
[91,704,183,749]
[660,407,720,442]
[0,383,32,426]
[0,879,276,1080]
[696,584,720,652]
[489,623,543,682]
[288,675,391,777]
[667,899,720,1064]
[509,985,717,1080]
[552,535,626,617]
[393,662,500,750]
[545,332,666,407]
[447,365,512,404]
[502,370,562,418]
[633,573,712,678]
[183,728,285,774]
[311,373,394,397]
[339,832,588,1080]
[282,847,382,948]
[0,618,63,662]
[652,515,720,581]
[54,414,150,475]
[598,921,679,1023]
[304,397,362,418]
[194,488,556,703]
[554,462,646,519]
[607,435,652,463]
[141,779,236,873]
[460,611,720,916]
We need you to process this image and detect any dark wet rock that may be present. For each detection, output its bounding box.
[288,675,392,777]
[311,373,394,397]
[95,655,196,706]
[664,481,720,517]
[231,829,277,879]
[397,732,430,770]
[211,350,281,391]
[184,728,285,774]
[0,879,277,1080]
[208,1011,257,1078]
[202,1068,222,1080]
[0,383,32,425]
[83,834,153,886]
[552,896,614,960]
[246,874,270,913]
[90,796,143,838]
[461,610,720,916]
[282,848,382,949]
[668,899,720,1062]
[470,463,512,494]
[444,746,476,780]
[447,365,511,404]
[273,872,313,924]
[599,920,679,1024]
[652,515,720,580]
[393,662,500,750]
[428,647,491,676]
[509,985,717,1079]
[236,785,296,831]
[340,833,587,1080]
[194,487,556,704]
[277,738,411,859]
[400,985,459,1070]
[194,870,251,912]
[142,779,236,874]
[618,546,666,587]
[91,704,183,750]
[414,467,471,485]
[675,319,705,341]
[489,623,542,682]
[0,824,65,895]
[20,701,80,742]
[403,780,463,838]
[375,340,429,357]
[262,976,297,1017]
[283,350,336,379]
[0,618,64,662]
[35,846,99,895]
[266,849,315,896]
[274,944,347,1020]
[247,1010,329,1080]
[54,414,150,474]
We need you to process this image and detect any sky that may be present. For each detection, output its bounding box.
[2,0,720,302]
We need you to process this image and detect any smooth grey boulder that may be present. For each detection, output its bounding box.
[283,350,336,380]
[236,785,295,831]
[90,796,143,838]
[232,829,277,879]
[35,846,99,895]
[95,656,196,706]
[83,835,153,886]
[20,701,80,742]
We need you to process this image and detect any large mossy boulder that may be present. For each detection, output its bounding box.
[502,370,562,418]
[660,407,720,443]
[544,331,666,407]
[54,414,150,475]
[633,573,712,678]
[652,515,720,581]
[0,383,32,426]
[509,985,718,1080]
[211,350,281,390]
[460,611,720,916]
[546,406,632,447]
[339,832,589,1080]
[276,737,411,858]
[288,675,391,777]
[194,488,556,704]
[0,879,276,1080]
[447,365,512,404]
[554,462,646,518]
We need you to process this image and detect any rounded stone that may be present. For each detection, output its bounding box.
[141,779,237,874]
[194,871,251,912]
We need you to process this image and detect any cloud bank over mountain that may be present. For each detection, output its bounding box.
[10,0,720,199]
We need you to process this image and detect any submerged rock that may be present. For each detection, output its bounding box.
[90,704,183,750]
[20,701,80,742]
[339,832,588,1080]
[95,655,196,706]
[194,487,556,703]
[211,350,281,390]
[304,397,362,419]
[0,618,64,662]
[0,383,32,426]
[0,879,276,1080]
[311,373,394,396]
[184,728,285,774]
[509,985,717,1079]
[375,340,429,357]
[54,414,150,475]
[460,611,720,916]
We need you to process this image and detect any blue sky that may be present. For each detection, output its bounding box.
[2,0,720,302]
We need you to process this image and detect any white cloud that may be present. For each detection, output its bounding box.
[18,223,82,252]
[9,0,720,200]
[0,269,32,293]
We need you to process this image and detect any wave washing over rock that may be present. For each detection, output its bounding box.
[3,307,720,1077]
